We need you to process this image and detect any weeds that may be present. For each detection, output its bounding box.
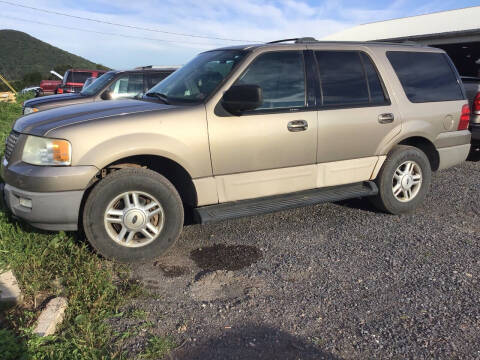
[0,96,173,359]
[139,335,176,359]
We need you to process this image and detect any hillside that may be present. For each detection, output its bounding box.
[0,29,109,81]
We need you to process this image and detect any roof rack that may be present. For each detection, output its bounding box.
[267,37,318,44]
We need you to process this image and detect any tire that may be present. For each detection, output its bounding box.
[370,145,431,214]
[83,168,184,263]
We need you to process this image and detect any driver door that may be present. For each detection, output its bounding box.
[206,50,318,202]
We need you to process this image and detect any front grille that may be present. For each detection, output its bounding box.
[4,131,20,161]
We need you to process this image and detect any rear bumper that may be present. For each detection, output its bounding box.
[437,144,471,170]
[1,183,83,231]
[470,123,480,143]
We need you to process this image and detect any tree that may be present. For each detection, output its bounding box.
[22,71,43,86]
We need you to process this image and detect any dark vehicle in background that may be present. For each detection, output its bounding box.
[56,69,107,94]
[81,77,97,91]
[39,80,62,95]
[461,76,480,149]
[22,67,179,114]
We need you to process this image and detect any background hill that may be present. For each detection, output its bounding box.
[0,29,109,89]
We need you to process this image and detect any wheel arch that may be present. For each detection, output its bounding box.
[103,154,198,207]
[79,154,199,229]
[395,136,440,171]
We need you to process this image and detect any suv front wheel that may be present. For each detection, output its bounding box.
[370,145,432,214]
[83,168,184,262]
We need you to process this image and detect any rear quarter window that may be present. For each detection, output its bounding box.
[387,51,464,103]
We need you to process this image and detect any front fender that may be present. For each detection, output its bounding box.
[79,133,202,177]
[49,105,212,179]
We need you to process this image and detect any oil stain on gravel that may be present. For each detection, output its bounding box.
[190,244,262,271]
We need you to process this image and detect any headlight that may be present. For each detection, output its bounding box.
[23,107,38,115]
[22,136,71,166]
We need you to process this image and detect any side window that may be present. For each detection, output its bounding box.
[387,51,464,103]
[109,74,144,98]
[315,51,369,106]
[147,72,170,90]
[360,53,388,104]
[235,51,305,110]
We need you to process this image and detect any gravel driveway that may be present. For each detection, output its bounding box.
[113,154,479,359]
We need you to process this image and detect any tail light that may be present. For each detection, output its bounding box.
[458,104,470,131]
[473,92,480,113]
[57,88,63,94]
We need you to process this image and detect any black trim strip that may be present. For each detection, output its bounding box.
[194,181,378,224]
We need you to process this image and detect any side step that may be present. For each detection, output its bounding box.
[194,181,378,224]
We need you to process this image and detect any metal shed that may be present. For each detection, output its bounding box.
[323,6,480,77]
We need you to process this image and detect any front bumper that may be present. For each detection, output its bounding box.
[1,158,98,231]
[1,183,83,231]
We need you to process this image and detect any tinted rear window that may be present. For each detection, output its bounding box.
[387,51,464,103]
[315,51,388,107]
[316,51,368,106]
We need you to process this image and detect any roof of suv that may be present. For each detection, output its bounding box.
[212,37,431,51]
[107,67,180,75]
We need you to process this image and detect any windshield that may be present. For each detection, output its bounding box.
[146,50,246,103]
[80,71,116,96]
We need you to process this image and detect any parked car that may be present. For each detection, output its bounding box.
[56,69,107,94]
[21,67,178,114]
[461,76,480,149]
[39,80,61,95]
[19,86,42,97]
[81,77,97,91]
[1,38,471,262]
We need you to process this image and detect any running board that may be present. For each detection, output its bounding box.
[194,181,378,224]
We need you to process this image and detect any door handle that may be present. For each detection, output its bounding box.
[287,120,308,132]
[378,113,394,124]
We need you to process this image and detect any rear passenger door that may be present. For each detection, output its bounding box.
[314,50,401,186]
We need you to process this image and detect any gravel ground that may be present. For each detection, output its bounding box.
[112,154,479,359]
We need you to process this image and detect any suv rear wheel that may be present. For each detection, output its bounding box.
[83,168,184,262]
[370,145,431,214]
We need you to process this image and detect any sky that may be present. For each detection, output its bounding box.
[1,0,479,69]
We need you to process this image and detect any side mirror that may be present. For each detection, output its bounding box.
[222,85,263,114]
[101,90,112,100]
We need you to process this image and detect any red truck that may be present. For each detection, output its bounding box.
[39,80,61,95]
[56,69,107,94]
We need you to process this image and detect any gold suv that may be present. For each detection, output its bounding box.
[1,38,472,262]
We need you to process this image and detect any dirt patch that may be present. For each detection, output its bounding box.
[190,244,262,271]
[149,254,195,278]
[153,262,189,278]
[189,270,264,302]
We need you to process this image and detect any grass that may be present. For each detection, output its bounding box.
[139,336,176,359]
[0,96,173,359]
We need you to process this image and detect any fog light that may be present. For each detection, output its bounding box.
[19,197,32,209]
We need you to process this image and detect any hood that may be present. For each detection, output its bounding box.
[14,99,178,136]
[23,93,82,108]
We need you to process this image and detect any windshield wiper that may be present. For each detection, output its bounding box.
[146,92,170,104]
